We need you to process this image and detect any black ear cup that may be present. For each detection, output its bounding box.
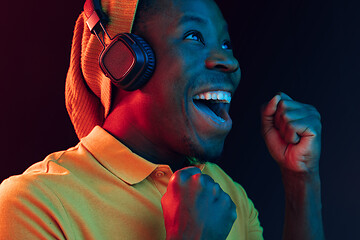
[127,33,156,90]
[99,33,156,91]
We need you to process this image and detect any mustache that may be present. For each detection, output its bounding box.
[192,71,240,89]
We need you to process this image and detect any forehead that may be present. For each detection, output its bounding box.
[159,0,228,30]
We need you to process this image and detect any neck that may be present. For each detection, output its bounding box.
[102,108,189,172]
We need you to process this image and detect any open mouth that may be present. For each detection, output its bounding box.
[192,91,231,123]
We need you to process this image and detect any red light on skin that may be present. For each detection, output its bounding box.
[162,167,237,239]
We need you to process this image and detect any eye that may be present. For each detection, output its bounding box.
[222,40,232,50]
[184,31,205,45]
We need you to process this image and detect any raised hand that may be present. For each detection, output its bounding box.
[261,92,322,173]
[161,167,237,240]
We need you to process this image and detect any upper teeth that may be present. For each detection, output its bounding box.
[193,91,232,103]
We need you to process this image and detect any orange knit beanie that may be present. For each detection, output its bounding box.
[65,0,139,139]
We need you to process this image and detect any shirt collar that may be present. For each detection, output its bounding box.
[81,126,160,185]
[80,126,206,185]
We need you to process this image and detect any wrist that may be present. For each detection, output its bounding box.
[280,167,325,240]
[280,167,322,211]
[280,167,321,188]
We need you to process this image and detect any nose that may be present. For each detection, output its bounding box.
[205,50,239,73]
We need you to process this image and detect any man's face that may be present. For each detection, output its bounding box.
[132,0,240,161]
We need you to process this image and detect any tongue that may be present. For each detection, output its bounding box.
[208,102,226,117]
[194,101,226,122]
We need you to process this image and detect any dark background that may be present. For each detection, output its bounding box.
[1,0,359,239]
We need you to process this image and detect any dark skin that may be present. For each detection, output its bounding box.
[104,0,240,171]
[103,0,325,239]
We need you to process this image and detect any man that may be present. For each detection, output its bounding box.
[0,0,324,239]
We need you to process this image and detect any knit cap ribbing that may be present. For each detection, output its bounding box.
[65,0,139,139]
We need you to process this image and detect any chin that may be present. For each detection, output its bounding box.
[186,137,226,164]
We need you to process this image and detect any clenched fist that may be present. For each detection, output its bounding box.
[261,92,322,173]
[161,167,237,240]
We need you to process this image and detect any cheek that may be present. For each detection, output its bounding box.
[141,40,209,147]
[147,47,189,100]
[140,55,186,125]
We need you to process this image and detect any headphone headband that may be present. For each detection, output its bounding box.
[82,0,156,91]
[84,0,109,34]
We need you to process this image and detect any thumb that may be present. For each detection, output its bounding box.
[261,94,281,118]
[261,94,281,134]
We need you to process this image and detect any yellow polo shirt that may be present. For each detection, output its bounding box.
[0,126,263,239]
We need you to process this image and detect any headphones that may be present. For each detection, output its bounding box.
[83,0,155,91]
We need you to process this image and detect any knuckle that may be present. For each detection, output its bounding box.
[308,116,322,131]
[281,110,290,123]
[308,105,321,119]
[311,120,322,134]
[199,174,215,187]
[307,105,320,116]
[182,166,201,174]
[168,173,178,184]
[171,170,183,182]
[171,169,197,184]
[179,172,190,183]
[278,100,285,110]
[279,99,291,109]
[200,174,214,182]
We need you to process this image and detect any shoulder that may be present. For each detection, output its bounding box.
[0,170,60,211]
[0,146,86,239]
[0,166,70,237]
[0,144,83,205]
[5,142,95,184]
[0,148,74,208]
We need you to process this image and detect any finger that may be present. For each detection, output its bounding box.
[180,166,202,174]
[274,108,321,132]
[277,92,293,101]
[277,99,303,112]
[281,116,322,144]
[261,95,281,137]
[293,116,322,137]
[282,121,300,144]
[219,192,237,220]
[277,99,318,113]
[195,174,221,197]
[197,174,216,188]
[261,94,281,117]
